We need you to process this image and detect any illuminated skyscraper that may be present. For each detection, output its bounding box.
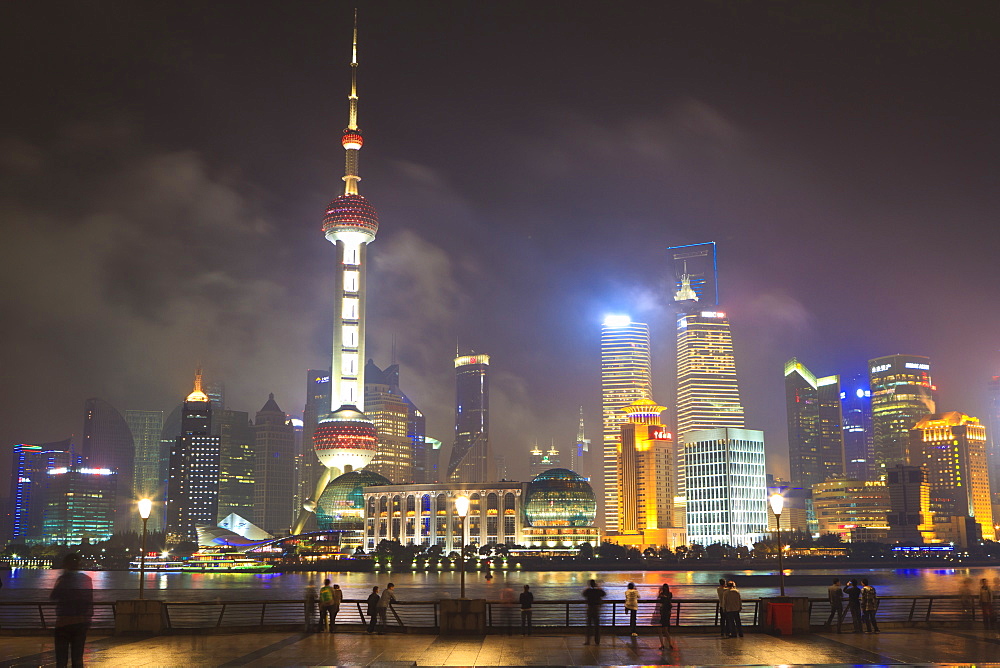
[841,375,876,481]
[166,370,221,544]
[571,406,590,475]
[885,464,934,544]
[82,397,135,533]
[448,354,492,483]
[600,316,651,531]
[784,359,844,487]
[869,354,935,473]
[296,14,381,534]
[675,311,745,437]
[43,466,116,545]
[684,427,768,547]
[9,439,77,543]
[910,412,994,543]
[125,410,165,529]
[987,375,1000,510]
[669,242,718,307]
[215,409,254,522]
[365,360,414,483]
[254,394,296,534]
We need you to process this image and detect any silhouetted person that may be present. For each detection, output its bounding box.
[519,585,534,635]
[959,578,974,626]
[365,586,380,634]
[625,582,640,636]
[304,579,317,632]
[722,581,743,638]
[319,579,334,632]
[826,578,845,632]
[656,583,676,650]
[583,579,606,645]
[980,578,994,629]
[860,578,880,633]
[50,553,92,668]
[377,582,397,634]
[844,579,862,632]
[716,578,728,636]
[329,584,343,632]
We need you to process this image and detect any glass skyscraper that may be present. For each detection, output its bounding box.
[784,358,844,487]
[841,375,876,481]
[448,354,492,483]
[675,311,745,437]
[126,409,164,529]
[600,316,651,532]
[869,354,935,473]
[82,397,135,533]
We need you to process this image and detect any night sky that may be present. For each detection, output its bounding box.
[2,1,998,494]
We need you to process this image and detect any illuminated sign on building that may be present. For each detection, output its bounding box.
[905,362,930,370]
[455,354,490,368]
[871,364,891,373]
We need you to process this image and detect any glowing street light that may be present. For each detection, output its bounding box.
[455,495,470,599]
[137,498,153,599]
[769,493,786,596]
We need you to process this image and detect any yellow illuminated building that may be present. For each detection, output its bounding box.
[910,412,994,542]
[811,477,889,541]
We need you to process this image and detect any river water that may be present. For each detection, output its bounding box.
[4,567,999,603]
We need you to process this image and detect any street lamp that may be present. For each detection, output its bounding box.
[137,498,152,600]
[454,495,470,599]
[769,493,785,596]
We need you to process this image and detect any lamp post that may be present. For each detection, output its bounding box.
[769,493,785,596]
[137,498,152,600]
[454,495,470,599]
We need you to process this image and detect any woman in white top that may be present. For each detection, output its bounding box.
[625,582,640,636]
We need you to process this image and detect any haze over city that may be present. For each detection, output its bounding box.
[1,0,997,491]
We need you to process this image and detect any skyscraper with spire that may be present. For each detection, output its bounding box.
[295,14,380,535]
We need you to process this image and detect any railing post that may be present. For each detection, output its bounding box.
[674,600,680,627]
[611,602,616,627]
[39,603,46,629]
[908,598,916,623]
[565,602,570,627]
[925,598,933,623]
[260,601,267,626]
[216,603,225,627]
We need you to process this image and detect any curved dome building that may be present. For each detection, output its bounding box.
[525,468,598,527]
[316,469,391,530]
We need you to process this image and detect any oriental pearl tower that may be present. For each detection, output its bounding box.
[293,12,379,534]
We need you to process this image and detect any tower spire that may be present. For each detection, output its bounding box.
[187,366,209,403]
[341,8,364,196]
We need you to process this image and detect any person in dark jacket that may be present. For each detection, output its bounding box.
[582,579,606,645]
[519,585,534,635]
[844,580,863,633]
[50,553,92,668]
[826,578,845,632]
[656,583,676,650]
[365,586,380,634]
[860,578,880,633]
[377,583,397,634]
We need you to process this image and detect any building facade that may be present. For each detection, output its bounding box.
[675,312,746,437]
[811,477,889,540]
[885,464,935,544]
[869,355,936,474]
[9,439,78,544]
[841,377,876,481]
[215,409,255,522]
[784,359,845,488]
[522,469,600,550]
[910,412,994,542]
[364,360,417,483]
[684,428,767,547]
[82,397,135,532]
[600,316,651,532]
[988,375,1000,515]
[253,394,296,535]
[125,409,165,530]
[447,354,492,483]
[42,467,117,545]
[616,400,682,537]
[166,372,221,544]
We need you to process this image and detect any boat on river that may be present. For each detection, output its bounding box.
[130,549,272,573]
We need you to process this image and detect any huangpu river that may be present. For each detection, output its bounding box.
[3,567,998,602]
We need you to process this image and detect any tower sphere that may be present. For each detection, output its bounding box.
[312,405,377,471]
[323,193,378,242]
[524,468,597,527]
[342,128,363,150]
[316,468,390,530]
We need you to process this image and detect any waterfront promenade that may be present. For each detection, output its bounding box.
[3,627,1000,666]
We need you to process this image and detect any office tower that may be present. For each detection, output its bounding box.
[669,242,719,307]
[529,443,559,478]
[784,359,845,487]
[364,360,415,483]
[988,375,1000,511]
[424,437,443,483]
[684,428,768,547]
[253,394,296,535]
[408,403,428,483]
[885,464,934,544]
[675,311,745,437]
[165,370,221,544]
[125,410,164,531]
[301,16,380,534]
[617,400,681,536]
[811,477,889,541]
[448,354,493,482]
[299,369,332,531]
[869,354,935,473]
[910,412,994,543]
[214,409,255,522]
[82,397,135,533]
[841,375,876,481]
[572,407,590,475]
[9,439,77,543]
[42,466,116,545]
[601,316,651,532]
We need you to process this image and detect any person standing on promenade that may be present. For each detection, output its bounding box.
[826,578,845,632]
[625,582,640,636]
[304,579,317,632]
[329,584,343,633]
[319,579,334,632]
[860,578,880,634]
[722,581,743,638]
[499,584,517,635]
[656,583,676,650]
[716,578,728,636]
[979,578,994,629]
[50,553,92,668]
[519,584,534,635]
[959,578,974,626]
[844,579,862,632]
[365,586,380,634]
[582,579,606,645]
[377,582,397,634]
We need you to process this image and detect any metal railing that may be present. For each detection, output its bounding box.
[0,595,981,633]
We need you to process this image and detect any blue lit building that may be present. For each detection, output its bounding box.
[9,439,78,544]
[841,374,876,481]
[42,466,117,545]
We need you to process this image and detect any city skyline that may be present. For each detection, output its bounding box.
[1,3,998,492]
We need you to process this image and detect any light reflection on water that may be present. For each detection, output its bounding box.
[3,566,997,602]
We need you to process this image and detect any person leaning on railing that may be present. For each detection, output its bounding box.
[50,553,92,668]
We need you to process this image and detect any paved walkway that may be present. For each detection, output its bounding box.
[2,627,1000,666]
